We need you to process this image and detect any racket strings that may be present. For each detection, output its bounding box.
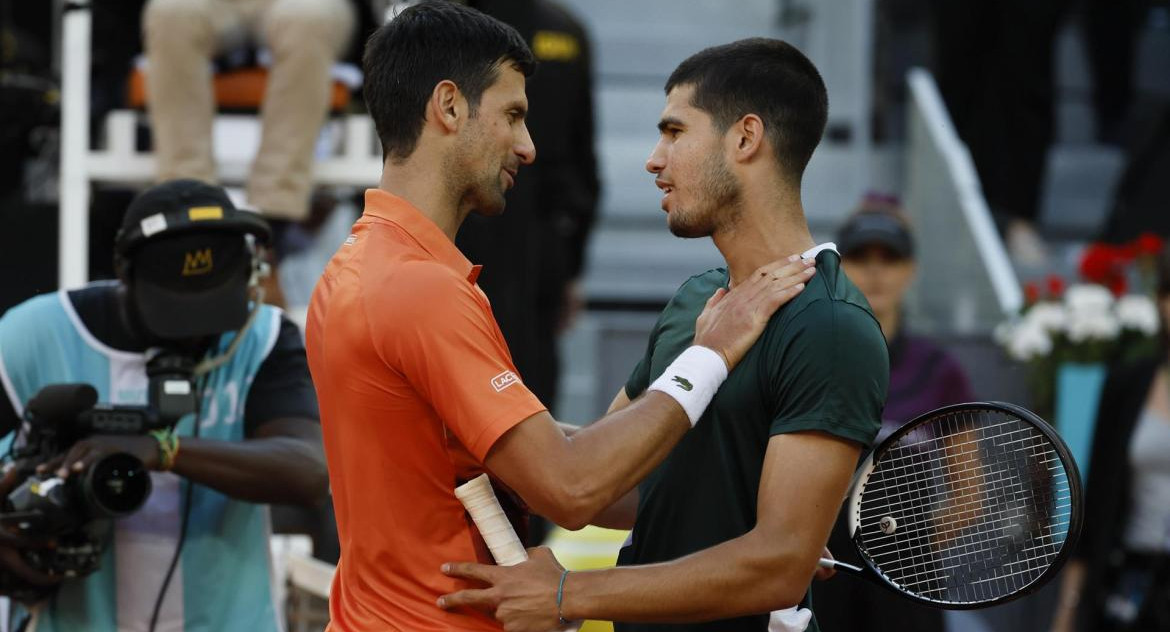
[874,418,1045,466]
[860,478,1071,557]
[860,436,1068,535]
[862,436,1061,506]
[864,413,1072,601]
[861,505,1071,571]
[854,410,1075,605]
[870,423,1071,596]
[861,444,1065,535]
[877,527,1069,593]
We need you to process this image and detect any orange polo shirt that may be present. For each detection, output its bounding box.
[305,189,547,631]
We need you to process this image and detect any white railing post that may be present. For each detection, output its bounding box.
[907,68,1023,318]
[58,0,92,289]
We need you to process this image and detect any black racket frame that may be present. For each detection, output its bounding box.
[834,401,1084,610]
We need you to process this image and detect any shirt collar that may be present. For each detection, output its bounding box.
[362,189,481,283]
[801,242,839,260]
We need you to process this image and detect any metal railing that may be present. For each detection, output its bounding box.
[903,67,1023,335]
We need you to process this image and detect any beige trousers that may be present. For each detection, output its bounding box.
[143,0,354,220]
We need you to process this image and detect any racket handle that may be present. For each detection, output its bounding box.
[455,474,528,566]
[817,558,863,575]
[454,475,581,632]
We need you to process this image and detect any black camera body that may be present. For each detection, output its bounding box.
[0,352,197,594]
[3,384,163,579]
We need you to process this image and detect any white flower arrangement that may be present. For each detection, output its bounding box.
[999,234,1165,419]
[999,284,1157,362]
[1116,294,1161,336]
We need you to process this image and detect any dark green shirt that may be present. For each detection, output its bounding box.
[615,249,888,632]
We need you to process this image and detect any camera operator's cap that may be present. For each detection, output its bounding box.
[116,180,270,339]
[836,210,915,259]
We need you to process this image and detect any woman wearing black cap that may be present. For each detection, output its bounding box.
[815,200,975,632]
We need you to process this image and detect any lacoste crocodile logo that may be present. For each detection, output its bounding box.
[671,376,693,392]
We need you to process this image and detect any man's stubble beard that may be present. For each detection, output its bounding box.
[668,151,742,239]
[451,121,508,218]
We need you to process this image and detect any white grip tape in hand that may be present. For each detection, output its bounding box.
[454,474,581,632]
[454,474,528,566]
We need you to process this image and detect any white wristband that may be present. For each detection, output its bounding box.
[647,346,729,427]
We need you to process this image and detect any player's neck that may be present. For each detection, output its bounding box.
[378,159,465,241]
[714,184,815,288]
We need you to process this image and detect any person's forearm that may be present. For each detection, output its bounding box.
[543,401,638,530]
[560,528,812,622]
[171,435,328,506]
[495,392,689,530]
[590,488,638,530]
[552,392,689,528]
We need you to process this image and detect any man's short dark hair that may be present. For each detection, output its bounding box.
[665,38,828,183]
[362,0,536,162]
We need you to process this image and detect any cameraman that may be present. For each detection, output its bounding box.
[0,180,327,631]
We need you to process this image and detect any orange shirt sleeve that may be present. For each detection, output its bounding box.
[370,261,547,461]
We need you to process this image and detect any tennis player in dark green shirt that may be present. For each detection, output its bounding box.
[440,38,888,631]
[608,244,886,632]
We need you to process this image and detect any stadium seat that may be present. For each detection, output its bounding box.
[125,61,355,112]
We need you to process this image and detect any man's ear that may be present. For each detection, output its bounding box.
[429,80,466,134]
[730,113,766,163]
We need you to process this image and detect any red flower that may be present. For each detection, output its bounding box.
[1045,274,1066,299]
[1109,276,1129,297]
[1080,243,1123,284]
[1024,282,1041,305]
[1118,243,1138,262]
[1135,232,1165,257]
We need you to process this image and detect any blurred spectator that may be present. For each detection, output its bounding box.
[466,0,600,548]
[816,196,975,632]
[931,0,1072,266]
[142,0,357,304]
[869,0,933,143]
[1083,0,1150,146]
[837,197,974,437]
[456,0,600,418]
[1099,103,1170,243]
[0,180,326,631]
[446,0,599,547]
[1050,245,1170,632]
[0,0,59,311]
[0,0,56,198]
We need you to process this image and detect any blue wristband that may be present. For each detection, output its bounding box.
[556,569,571,626]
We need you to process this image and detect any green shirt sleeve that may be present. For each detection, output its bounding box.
[624,319,659,399]
[766,299,888,447]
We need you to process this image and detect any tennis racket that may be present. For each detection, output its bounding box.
[818,401,1083,609]
[455,474,580,631]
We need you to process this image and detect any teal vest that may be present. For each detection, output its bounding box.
[0,283,283,632]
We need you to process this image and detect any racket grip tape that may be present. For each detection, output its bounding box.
[455,474,529,566]
[455,474,582,632]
